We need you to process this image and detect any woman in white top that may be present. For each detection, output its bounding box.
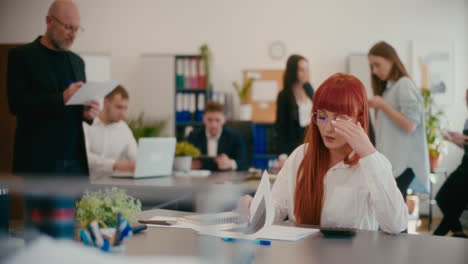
[368,41,430,202]
[239,73,408,234]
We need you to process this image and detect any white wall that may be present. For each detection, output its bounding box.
[1,0,467,176]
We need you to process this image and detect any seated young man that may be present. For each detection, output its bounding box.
[83,85,138,176]
[188,101,248,171]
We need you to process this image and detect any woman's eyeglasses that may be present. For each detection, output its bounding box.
[312,112,352,126]
[51,15,84,34]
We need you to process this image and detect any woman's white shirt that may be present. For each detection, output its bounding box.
[374,76,430,190]
[271,144,408,234]
[297,100,312,128]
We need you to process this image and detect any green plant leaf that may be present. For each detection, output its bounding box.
[76,187,142,227]
[175,141,201,158]
[421,87,448,155]
[126,113,167,141]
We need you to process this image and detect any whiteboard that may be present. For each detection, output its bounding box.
[347,54,373,99]
[79,52,111,82]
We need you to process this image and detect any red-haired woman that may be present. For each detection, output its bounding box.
[238,73,408,234]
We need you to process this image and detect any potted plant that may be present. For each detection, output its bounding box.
[126,113,167,141]
[233,77,255,120]
[75,187,141,228]
[174,141,201,172]
[200,44,212,89]
[421,88,448,169]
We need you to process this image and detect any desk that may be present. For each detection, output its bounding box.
[90,171,258,190]
[127,209,468,264]
[90,171,262,211]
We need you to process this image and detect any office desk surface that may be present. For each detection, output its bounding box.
[128,209,468,264]
[90,172,261,211]
[91,171,259,191]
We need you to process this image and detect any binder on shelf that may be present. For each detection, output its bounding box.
[189,93,196,121]
[179,93,185,122]
[184,59,191,89]
[176,93,183,123]
[184,93,191,122]
[196,93,205,122]
[198,59,206,89]
[190,59,198,89]
[176,58,184,89]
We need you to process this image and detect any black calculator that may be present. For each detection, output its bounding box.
[320,227,357,237]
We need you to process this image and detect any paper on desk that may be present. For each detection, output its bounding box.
[66,81,119,105]
[147,216,193,229]
[174,170,211,178]
[200,171,318,241]
[214,225,317,241]
[256,225,318,241]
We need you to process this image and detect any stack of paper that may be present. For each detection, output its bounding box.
[144,171,318,241]
[199,171,319,241]
[66,81,119,105]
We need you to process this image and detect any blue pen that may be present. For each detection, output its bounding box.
[79,229,92,246]
[86,224,96,246]
[114,212,122,246]
[221,237,271,246]
[67,80,74,84]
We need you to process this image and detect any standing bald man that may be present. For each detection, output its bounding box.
[7,1,99,176]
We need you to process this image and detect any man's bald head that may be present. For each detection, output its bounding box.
[48,0,79,18]
[44,0,81,51]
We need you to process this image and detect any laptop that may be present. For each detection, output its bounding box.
[112,137,176,178]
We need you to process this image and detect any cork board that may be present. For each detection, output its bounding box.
[244,69,284,122]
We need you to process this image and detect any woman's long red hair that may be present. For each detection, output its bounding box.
[293,73,369,225]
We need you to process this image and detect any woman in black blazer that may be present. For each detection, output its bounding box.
[275,54,314,156]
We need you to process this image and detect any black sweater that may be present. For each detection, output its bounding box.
[187,127,248,171]
[275,85,314,155]
[7,36,89,175]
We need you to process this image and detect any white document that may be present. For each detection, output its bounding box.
[200,171,318,241]
[147,216,193,229]
[66,81,119,105]
[174,170,211,178]
[251,80,278,101]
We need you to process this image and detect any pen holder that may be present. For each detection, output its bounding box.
[78,219,133,253]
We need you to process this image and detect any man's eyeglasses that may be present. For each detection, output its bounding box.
[312,112,353,126]
[51,15,84,33]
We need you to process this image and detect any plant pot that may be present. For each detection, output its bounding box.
[429,151,443,170]
[174,156,192,172]
[239,104,252,121]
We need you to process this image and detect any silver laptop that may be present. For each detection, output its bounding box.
[112,137,176,178]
